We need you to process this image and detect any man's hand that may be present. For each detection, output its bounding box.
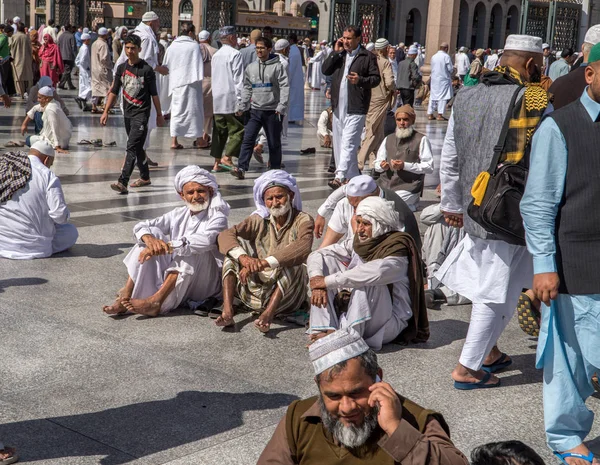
[533,272,560,307]
[141,234,171,256]
[2,94,11,107]
[379,160,390,171]
[314,215,326,238]
[239,267,250,285]
[155,65,169,75]
[310,276,326,290]
[325,89,331,100]
[239,255,268,273]
[442,212,463,228]
[156,114,165,127]
[390,159,404,171]
[368,381,403,437]
[323,135,332,148]
[138,248,154,264]
[311,289,328,308]
[20,122,27,135]
[347,72,360,85]
[100,112,108,126]
[334,39,344,52]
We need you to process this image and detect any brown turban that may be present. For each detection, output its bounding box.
[395,105,416,124]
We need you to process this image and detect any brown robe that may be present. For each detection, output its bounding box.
[91,38,113,98]
[10,31,33,95]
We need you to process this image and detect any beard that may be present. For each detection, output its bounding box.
[185,200,209,213]
[269,201,291,218]
[395,126,414,139]
[318,396,379,449]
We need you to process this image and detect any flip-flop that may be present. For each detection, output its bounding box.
[103,141,117,147]
[0,446,19,465]
[218,163,235,172]
[553,451,595,465]
[5,141,23,147]
[78,139,93,145]
[482,353,512,373]
[210,167,227,173]
[454,372,501,390]
[171,144,184,150]
[517,291,541,337]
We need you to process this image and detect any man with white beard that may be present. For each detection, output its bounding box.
[102,166,229,317]
[374,105,434,211]
[258,328,469,465]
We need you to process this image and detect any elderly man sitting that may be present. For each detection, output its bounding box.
[258,328,469,465]
[374,105,434,211]
[20,86,72,152]
[308,196,428,350]
[314,174,421,250]
[0,141,78,259]
[217,170,314,332]
[102,166,229,317]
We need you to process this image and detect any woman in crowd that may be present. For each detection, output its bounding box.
[29,28,41,85]
[39,33,63,86]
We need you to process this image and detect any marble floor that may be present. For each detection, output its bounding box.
[1,88,598,464]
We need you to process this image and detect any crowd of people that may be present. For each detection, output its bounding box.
[1,11,600,465]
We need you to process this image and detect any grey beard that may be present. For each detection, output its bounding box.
[185,200,209,213]
[395,126,414,139]
[269,201,291,218]
[318,395,379,449]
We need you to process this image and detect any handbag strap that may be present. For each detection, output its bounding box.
[486,85,523,174]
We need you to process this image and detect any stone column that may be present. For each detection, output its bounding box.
[421,0,460,79]
[463,4,474,49]
[481,6,492,49]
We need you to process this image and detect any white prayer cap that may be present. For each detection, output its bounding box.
[98,27,108,36]
[503,34,543,54]
[365,42,375,51]
[142,11,159,21]
[398,42,405,47]
[584,25,600,45]
[198,30,211,41]
[556,50,562,59]
[237,37,242,45]
[13,16,21,23]
[346,175,377,197]
[252,170,302,218]
[83,27,89,33]
[81,33,91,40]
[309,328,370,375]
[274,38,289,51]
[320,40,327,44]
[408,45,418,54]
[542,43,550,50]
[174,165,231,216]
[375,38,389,50]
[356,196,400,237]
[38,86,54,97]
[31,140,55,157]
[167,34,172,39]
[38,76,52,88]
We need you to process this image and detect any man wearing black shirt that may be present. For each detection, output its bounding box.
[101,34,164,194]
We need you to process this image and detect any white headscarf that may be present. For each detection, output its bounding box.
[252,170,302,218]
[115,26,128,43]
[355,196,400,238]
[174,165,230,217]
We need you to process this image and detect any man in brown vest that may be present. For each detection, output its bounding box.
[258,328,468,465]
[374,105,434,212]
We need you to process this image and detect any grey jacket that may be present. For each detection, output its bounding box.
[396,57,421,90]
[239,54,289,115]
[58,31,76,61]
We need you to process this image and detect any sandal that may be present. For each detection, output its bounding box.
[103,141,117,147]
[482,353,512,373]
[328,178,344,190]
[211,167,227,173]
[5,141,24,148]
[454,372,501,390]
[78,139,93,145]
[110,182,129,194]
[90,108,102,114]
[554,451,595,465]
[253,149,264,164]
[218,163,235,172]
[0,446,18,465]
[171,144,184,150]
[517,291,541,337]
[130,179,151,188]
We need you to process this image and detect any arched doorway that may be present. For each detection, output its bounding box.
[506,5,519,38]
[489,3,503,49]
[301,1,320,40]
[179,0,193,31]
[471,2,486,49]
[237,0,250,10]
[457,0,469,48]
[405,8,422,45]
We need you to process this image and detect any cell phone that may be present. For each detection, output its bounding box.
[375,375,382,383]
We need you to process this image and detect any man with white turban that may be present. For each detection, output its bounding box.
[75,33,92,110]
[308,196,428,350]
[102,166,229,317]
[216,170,314,332]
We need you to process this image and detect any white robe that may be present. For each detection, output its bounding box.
[309,50,325,89]
[211,44,244,115]
[162,36,204,138]
[307,239,412,351]
[287,45,305,121]
[0,156,78,259]
[455,52,470,76]
[125,206,228,314]
[75,43,91,100]
[27,101,72,149]
[429,50,454,101]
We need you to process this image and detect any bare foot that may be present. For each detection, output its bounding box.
[103,298,128,315]
[451,368,499,386]
[254,311,274,333]
[121,298,161,317]
[215,308,235,327]
[0,446,17,462]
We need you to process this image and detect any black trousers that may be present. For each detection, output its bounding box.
[118,114,150,185]
[59,60,74,88]
[400,88,415,107]
[238,109,282,171]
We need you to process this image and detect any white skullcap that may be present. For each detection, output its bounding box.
[167,34,172,39]
[98,27,108,36]
[81,33,91,40]
[399,42,405,47]
[346,175,377,197]
[31,140,55,157]
[237,37,242,45]
[142,11,159,21]
[83,27,89,33]
[252,170,302,218]
[504,34,543,54]
[408,45,418,54]
[38,86,54,97]
[13,16,20,23]
[174,165,230,216]
[320,40,327,44]
[198,30,210,41]
[356,196,400,238]
[309,328,370,375]
[274,38,289,51]
[375,38,389,50]
[556,51,562,58]
[584,25,600,45]
[37,76,52,88]
[365,42,375,51]
[542,43,550,50]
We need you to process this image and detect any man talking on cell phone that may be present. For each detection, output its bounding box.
[322,25,381,190]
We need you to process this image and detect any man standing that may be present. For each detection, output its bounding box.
[520,42,600,465]
[287,33,305,124]
[548,48,574,81]
[240,28,261,69]
[322,25,381,189]
[91,27,113,113]
[75,32,92,110]
[10,23,33,99]
[198,30,217,149]
[542,43,555,76]
[396,45,422,106]
[455,46,470,82]
[428,43,453,121]
[57,24,76,90]
[357,37,395,172]
[395,42,406,63]
[210,26,244,172]
[436,35,548,390]
[101,34,164,194]
[231,37,288,179]
[162,23,204,150]
[0,26,15,97]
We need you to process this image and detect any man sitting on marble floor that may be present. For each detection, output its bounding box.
[258,328,468,465]
[0,140,78,259]
[308,196,428,350]
[102,166,229,317]
[216,170,314,332]
[313,174,421,250]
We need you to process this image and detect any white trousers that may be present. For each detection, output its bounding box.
[427,99,448,116]
[332,112,365,181]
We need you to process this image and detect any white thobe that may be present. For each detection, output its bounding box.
[27,101,72,149]
[75,43,92,100]
[287,45,305,122]
[484,54,499,70]
[0,156,78,259]
[309,50,325,89]
[307,239,412,351]
[125,206,228,314]
[162,36,204,138]
[428,51,453,115]
[455,52,470,76]
[317,110,332,138]
[211,44,244,115]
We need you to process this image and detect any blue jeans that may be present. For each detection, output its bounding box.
[34,111,43,134]
[238,109,282,171]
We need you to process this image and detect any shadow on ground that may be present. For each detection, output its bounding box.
[0,277,48,293]
[0,390,297,464]
[53,243,133,259]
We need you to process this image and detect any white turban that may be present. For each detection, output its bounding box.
[98,27,108,36]
[198,30,211,41]
[174,165,230,217]
[308,328,370,375]
[366,42,375,51]
[355,196,400,238]
[252,170,302,218]
[81,33,91,41]
[38,86,54,97]
[83,27,89,33]
[31,140,55,157]
[142,11,159,21]
[275,39,289,51]
[13,16,21,23]
[346,175,377,197]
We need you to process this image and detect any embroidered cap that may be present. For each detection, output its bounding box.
[219,26,236,37]
[81,33,91,40]
[274,39,289,51]
[198,30,210,41]
[142,11,159,21]
[346,175,377,197]
[98,27,108,36]
[375,38,389,50]
[504,34,543,54]
[31,140,54,157]
[408,45,418,54]
[309,328,370,375]
[584,25,600,46]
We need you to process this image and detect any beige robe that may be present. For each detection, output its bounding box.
[200,43,217,136]
[91,38,113,98]
[10,31,33,95]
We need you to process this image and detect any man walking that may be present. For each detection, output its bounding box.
[455,46,470,82]
[198,30,217,148]
[428,42,453,120]
[240,29,261,70]
[322,25,380,189]
[91,27,112,113]
[287,33,305,124]
[75,32,92,110]
[10,23,33,99]
[57,24,76,90]
[396,44,422,106]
